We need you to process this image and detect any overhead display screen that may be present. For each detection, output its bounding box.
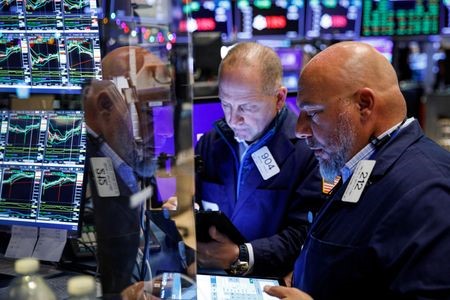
[305,0,362,39]
[236,0,305,39]
[179,0,233,41]
[0,0,102,94]
[361,0,439,36]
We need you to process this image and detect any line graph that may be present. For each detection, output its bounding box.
[0,0,17,13]
[0,38,24,84]
[26,0,55,14]
[0,0,20,30]
[38,169,77,222]
[63,0,89,14]
[5,114,43,162]
[45,115,83,163]
[67,38,96,85]
[0,168,34,201]
[29,36,62,85]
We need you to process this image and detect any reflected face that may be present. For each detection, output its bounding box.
[100,98,157,178]
[296,85,356,182]
[219,66,280,142]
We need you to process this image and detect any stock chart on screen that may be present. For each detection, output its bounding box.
[0,110,86,234]
[0,0,102,94]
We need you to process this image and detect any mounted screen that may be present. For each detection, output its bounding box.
[0,0,102,94]
[236,0,305,40]
[0,110,87,237]
[178,0,233,41]
[305,0,362,39]
[361,0,439,36]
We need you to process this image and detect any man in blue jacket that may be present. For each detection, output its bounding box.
[265,41,450,299]
[196,42,323,277]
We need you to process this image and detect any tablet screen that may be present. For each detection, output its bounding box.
[196,274,281,300]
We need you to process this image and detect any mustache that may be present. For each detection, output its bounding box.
[304,137,322,149]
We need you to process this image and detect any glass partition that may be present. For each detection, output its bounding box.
[0,0,196,299]
[83,1,197,298]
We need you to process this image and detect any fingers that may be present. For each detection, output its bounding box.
[263,285,314,300]
[263,285,287,298]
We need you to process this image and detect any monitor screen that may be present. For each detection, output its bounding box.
[275,47,302,92]
[359,37,394,62]
[0,110,87,237]
[193,97,223,146]
[361,0,439,36]
[441,0,450,34]
[193,31,222,81]
[236,0,305,40]
[305,0,362,39]
[178,0,233,41]
[0,0,102,94]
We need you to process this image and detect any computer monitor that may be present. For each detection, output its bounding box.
[275,47,302,92]
[286,93,300,116]
[361,0,439,37]
[178,0,233,42]
[305,0,362,39]
[0,110,87,237]
[193,31,222,81]
[235,0,305,40]
[440,0,450,35]
[0,0,102,95]
[193,97,223,146]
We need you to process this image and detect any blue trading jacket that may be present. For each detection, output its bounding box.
[293,120,450,299]
[195,107,324,276]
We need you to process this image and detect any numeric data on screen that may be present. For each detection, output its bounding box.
[0,110,86,231]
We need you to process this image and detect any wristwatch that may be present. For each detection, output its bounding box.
[228,244,249,275]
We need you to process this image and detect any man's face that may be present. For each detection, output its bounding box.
[296,83,356,182]
[100,96,157,178]
[219,66,280,142]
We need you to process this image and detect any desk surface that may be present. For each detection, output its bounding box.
[0,256,101,299]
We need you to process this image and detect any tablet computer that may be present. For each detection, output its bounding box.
[195,210,247,245]
[196,273,284,300]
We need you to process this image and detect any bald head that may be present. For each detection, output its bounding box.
[299,41,406,131]
[295,42,408,180]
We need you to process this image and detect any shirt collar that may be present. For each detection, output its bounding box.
[341,117,414,182]
[86,125,129,170]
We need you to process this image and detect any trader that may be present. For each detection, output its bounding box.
[264,41,450,299]
[196,42,323,276]
[84,46,173,297]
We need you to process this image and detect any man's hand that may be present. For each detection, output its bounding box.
[197,226,239,269]
[263,285,313,300]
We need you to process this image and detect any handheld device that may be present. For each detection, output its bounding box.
[196,273,284,300]
[195,210,246,245]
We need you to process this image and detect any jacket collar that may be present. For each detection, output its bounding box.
[214,106,292,145]
[368,119,424,179]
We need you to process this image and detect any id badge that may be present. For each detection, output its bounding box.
[251,146,280,180]
[90,157,120,197]
[342,160,376,203]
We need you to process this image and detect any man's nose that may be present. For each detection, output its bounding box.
[228,109,243,126]
[295,112,312,139]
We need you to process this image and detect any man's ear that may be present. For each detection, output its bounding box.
[97,92,114,118]
[357,87,375,121]
[276,86,288,111]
